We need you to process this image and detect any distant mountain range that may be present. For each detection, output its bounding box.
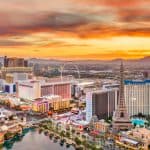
[0,56,150,65]
[29,56,150,63]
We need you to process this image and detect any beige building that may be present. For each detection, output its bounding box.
[5,74,14,83]
[93,120,109,133]
[32,95,70,113]
[52,98,70,111]
[130,128,150,150]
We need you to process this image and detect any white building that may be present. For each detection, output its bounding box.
[72,80,97,99]
[124,80,150,116]
[86,87,119,122]
[86,92,93,122]
[17,80,41,100]
[17,79,72,100]
[0,108,12,119]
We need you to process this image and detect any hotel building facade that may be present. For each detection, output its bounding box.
[2,56,32,79]
[32,95,70,113]
[124,80,150,116]
[17,80,71,100]
[86,88,119,122]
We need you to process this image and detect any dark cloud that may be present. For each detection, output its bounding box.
[0,39,32,47]
[0,11,90,36]
[42,40,89,48]
[118,8,150,23]
[0,0,149,40]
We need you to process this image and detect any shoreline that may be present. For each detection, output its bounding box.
[2,127,75,150]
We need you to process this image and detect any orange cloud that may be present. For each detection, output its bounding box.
[0,0,149,60]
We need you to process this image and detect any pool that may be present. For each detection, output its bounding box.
[132,119,145,126]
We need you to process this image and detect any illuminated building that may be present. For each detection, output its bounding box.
[32,95,70,113]
[32,98,50,113]
[51,98,70,111]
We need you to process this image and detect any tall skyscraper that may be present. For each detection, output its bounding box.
[86,88,119,122]
[112,62,132,131]
[124,80,150,116]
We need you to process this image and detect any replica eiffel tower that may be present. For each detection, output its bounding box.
[112,62,132,131]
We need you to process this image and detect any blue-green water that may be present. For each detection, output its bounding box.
[2,129,75,150]
[132,119,145,126]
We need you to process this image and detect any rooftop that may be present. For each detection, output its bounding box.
[120,137,139,145]
[124,80,150,85]
[18,79,72,87]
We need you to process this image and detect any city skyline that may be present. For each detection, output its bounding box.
[0,0,149,60]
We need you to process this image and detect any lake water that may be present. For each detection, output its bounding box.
[2,129,75,150]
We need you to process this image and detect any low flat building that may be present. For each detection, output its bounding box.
[93,120,109,133]
[6,73,29,83]
[32,95,70,113]
[32,98,49,113]
[130,128,150,150]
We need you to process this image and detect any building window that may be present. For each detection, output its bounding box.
[120,112,124,118]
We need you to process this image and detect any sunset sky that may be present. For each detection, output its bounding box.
[0,0,149,60]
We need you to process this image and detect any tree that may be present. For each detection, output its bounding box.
[71,129,75,134]
[75,137,81,145]
[60,131,65,138]
[9,115,14,120]
[66,132,70,138]
[133,122,136,128]
[76,147,83,150]
[82,135,86,139]
[138,112,145,118]
[4,132,14,140]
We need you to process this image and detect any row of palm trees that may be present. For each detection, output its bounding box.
[39,120,104,150]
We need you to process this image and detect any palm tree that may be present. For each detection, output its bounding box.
[71,129,75,135]
[66,132,70,138]
[60,130,65,139]
[75,137,81,145]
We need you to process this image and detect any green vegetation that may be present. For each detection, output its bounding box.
[105,116,112,123]
[40,120,104,150]
[75,137,81,145]
[60,131,65,138]
[66,132,70,138]
[4,132,15,140]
